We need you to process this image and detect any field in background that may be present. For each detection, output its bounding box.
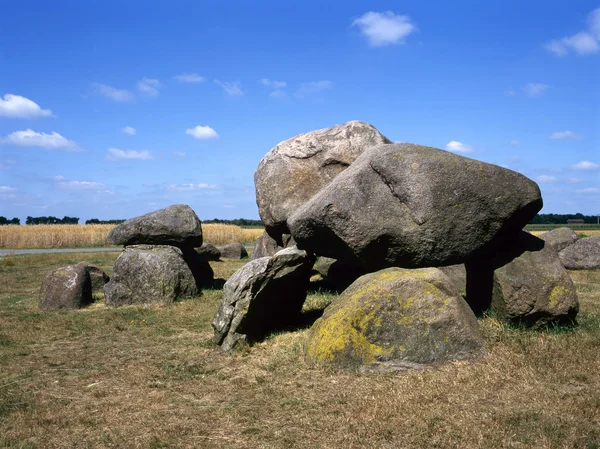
[0,252,598,448]
[525,224,600,233]
[0,224,264,249]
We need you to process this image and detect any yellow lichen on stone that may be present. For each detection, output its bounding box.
[548,285,570,309]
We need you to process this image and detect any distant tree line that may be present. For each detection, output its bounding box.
[85,218,126,225]
[0,216,20,225]
[529,213,598,224]
[25,216,79,225]
[203,218,263,227]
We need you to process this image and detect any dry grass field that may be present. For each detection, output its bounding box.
[0,224,264,249]
[0,252,599,448]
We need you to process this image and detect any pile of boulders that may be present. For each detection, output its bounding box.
[212,120,581,372]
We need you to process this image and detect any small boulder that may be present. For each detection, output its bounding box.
[106,204,203,248]
[39,264,92,311]
[212,247,316,351]
[252,232,295,259]
[255,121,391,242]
[220,242,248,259]
[194,242,221,261]
[76,262,109,295]
[539,227,579,253]
[558,236,600,270]
[104,245,198,306]
[304,267,485,371]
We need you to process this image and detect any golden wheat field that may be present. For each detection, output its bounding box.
[0,224,264,249]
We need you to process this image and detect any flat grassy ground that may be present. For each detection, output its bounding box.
[0,253,599,448]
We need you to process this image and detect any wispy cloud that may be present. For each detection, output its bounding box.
[214,80,243,96]
[296,80,333,98]
[536,175,558,183]
[570,160,600,171]
[352,11,417,47]
[445,141,473,153]
[173,73,205,83]
[0,160,16,170]
[106,148,153,161]
[523,83,549,97]
[0,94,53,118]
[510,140,521,145]
[1,129,80,151]
[549,130,583,140]
[166,183,217,191]
[185,125,219,140]
[0,185,17,193]
[121,126,136,136]
[54,175,112,193]
[91,83,134,102]
[260,78,287,89]
[137,78,161,97]
[545,8,600,56]
[576,187,600,194]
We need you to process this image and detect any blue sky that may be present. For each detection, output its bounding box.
[0,0,598,222]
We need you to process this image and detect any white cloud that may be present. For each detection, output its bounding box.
[545,8,600,56]
[352,11,417,47]
[53,175,112,193]
[536,175,558,183]
[137,78,161,97]
[185,125,219,140]
[0,185,17,192]
[296,80,333,98]
[121,126,136,135]
[91,83,134,102]
[106,148,153,161]
[523,83,549,97]
[0,94,53,118]
[0,160,16,170]
[549,130,582,140]
[576,187,600,194]
[167,183,217,191]
[570,160,600,171]
[175,152,186,157]
[214,80,243,96]
[173,73,205,83]
[445,141,473,153]
[568,177,583,184]
[260,78,287,89]
[270,90,288,99]
[1,129,80,151]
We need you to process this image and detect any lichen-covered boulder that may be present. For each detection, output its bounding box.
[76,262,109,295]
[106,204,202,248]
[104,245,198,306]
[288,143,542,270]
[559,236,600,270]
[220,242,248,259]
[255,121,391,242]
[194,242,221,261]
[252,232,295,259]
[539,227,579,253]
[39,264,92,311]
[313,256,364,291]
[304,268,485,371]
[212,247,316,351]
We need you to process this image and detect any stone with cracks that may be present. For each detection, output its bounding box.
[288,143,542,270]
[212,247,315,351]
[220,242,248,259]
[255,121,391,242]
[39,264,92,311]
[104,245,198,306]
[106,204,202,248]
[304,267,485,371]
[539,227,579,253]
[252,232,295,260]
[559,236,600,270]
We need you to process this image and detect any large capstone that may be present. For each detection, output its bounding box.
[212,247,315,351]
[304,267,485,371]
[288,143,542,270]
[558,236,600,270]
[539,227,579,253]
[104,245,198,306]
[39,264,93,311]
[255,121,391,243]
[106,204,203,248]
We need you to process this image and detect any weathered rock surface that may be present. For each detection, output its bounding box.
[559,236,600,270]
[539,227,579,253]
[212,247,316,351]
[439,264,468,300]
[104,245,198,306]
[76,262,109,295]
[220,242,248,259]
[252,232,295,260]
[106,204,203,248]
[288,143,542,270]
[39,264,92,311]
[194,242,221,261]
[304,268,485,371]
[255,121,391,242]
[313,256,364,291]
